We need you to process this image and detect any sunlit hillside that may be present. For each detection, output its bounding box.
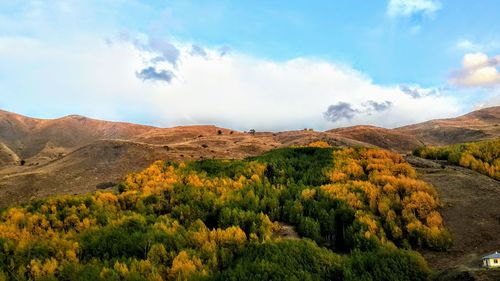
[0,145,449,280]
[414,139,500,180]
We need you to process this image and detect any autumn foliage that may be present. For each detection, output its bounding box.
[414,139,500,180]
[0,147,443,280]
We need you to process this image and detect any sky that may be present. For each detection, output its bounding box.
[0,0,499,131]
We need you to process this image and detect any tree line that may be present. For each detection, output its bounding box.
[414,139,499,180]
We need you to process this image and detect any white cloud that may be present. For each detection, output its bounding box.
[455,39,500,52]
[0,35,463,131]
[387,0,441,17]
[462,53,490,69]
[456,40,482,52]
[450,52,500,87]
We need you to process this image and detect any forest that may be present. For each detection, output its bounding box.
[0,143,451,280]
[414,138,500,180]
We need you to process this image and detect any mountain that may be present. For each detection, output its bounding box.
[0,111,368,206]
[0,107,498,206]
[0,110,154,160]
[327,125,424,151]
[395,106,500,145]
[325,107,500,150]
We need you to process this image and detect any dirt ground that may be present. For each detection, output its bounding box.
[274,222,300,239]
[406,156,500,281]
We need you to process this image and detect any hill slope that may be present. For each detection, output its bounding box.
[0,107,498,206]
[327,125,423,151]
[396,106,500,145]
[325,107,500,150]
[0,147,443,281]
[0,110,154,160]
[406,156,500,281]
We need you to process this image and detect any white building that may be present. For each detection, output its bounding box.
[482,251,500,268]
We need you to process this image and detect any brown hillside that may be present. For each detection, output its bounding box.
[396,106,500,145]
[0,110,154,160]
[0,107,498,206]
[406,156,500,281]
[0,142,20,167]
[327,125,423,152]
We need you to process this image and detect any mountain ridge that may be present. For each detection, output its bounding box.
[0,106,498,206]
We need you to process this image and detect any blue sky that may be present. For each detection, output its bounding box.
[0,0,499,130]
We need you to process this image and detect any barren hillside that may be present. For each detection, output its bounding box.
[396,106,500,146]
[327,125,423,151]
[0,107,498,206]
[0,110,154,160]
[406,156,500,281]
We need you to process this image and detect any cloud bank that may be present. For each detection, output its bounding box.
[0,34,462,131]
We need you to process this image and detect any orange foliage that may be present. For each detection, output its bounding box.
[308,141,331,148]
[324,147,449,249]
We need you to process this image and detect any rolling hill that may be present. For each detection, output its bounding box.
[0,106,498,206]
[327,125,424,151]
[326,106,500,150]
[395,106,500,145]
